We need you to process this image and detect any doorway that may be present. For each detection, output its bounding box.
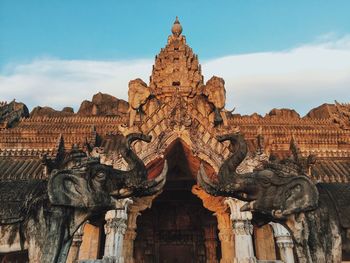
[134,140,220,263]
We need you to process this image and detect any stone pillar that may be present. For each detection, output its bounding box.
[122,195,156,263]
[103,199,133,263]
[192,185,234,263]
[122,224,137,263]
[216,212,235,263]
[204,225,218,263]
[67,223,85,263]
[270,223,295,263]
[225,198,256,263]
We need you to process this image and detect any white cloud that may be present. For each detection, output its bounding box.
[1,35,350,116]
[0,58,153,111]
[203,38,350,115]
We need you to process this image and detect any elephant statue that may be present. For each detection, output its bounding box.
[203,76,227,126]
[197,133,350,263]
[128,78,151,127]
[0,133,167,263]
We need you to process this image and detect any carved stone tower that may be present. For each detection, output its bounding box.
[128,17,227,128]
[150,17,204,99]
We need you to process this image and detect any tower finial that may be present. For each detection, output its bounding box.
[171,16,182,37]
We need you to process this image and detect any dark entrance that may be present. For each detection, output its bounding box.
[134,141,220,263]
[0,251,28,263]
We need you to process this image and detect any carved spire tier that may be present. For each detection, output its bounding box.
[150,17,204,98]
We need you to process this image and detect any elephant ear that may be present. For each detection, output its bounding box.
[48,169,110,208]
[273,176,319,218]
[48,169,89,207]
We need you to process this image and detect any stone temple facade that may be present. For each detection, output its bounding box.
[0,18,350,262]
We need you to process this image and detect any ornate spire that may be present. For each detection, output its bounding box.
[149,16,203,95]
[171,16,182,37]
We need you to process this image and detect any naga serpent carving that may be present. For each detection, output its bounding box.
[0,133,167,263]
[198,133,350,263]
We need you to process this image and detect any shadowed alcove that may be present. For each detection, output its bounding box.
[133,139,221,263]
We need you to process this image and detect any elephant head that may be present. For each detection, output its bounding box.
[48,133,167,210]
[203,76,226,126]
[197,133,318,219]
[204,76,226,110]
[128,78,151,126]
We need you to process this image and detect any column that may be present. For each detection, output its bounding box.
[103,199,133,263]
[270,223,295,263]
[216,212,235,263]
[122,195,156,263]
[122,222,137,263]
[225,198,256,263]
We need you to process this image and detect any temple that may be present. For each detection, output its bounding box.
[0,18,350,263]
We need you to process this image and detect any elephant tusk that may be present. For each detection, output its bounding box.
[119,188,133,197]
[226,107,235,114]
[240,202,251,212]
[152,178,166,193]
[152,161,167,191]
[240,201,255,212]
[154,160,168,184]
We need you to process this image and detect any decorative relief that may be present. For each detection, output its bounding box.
[232,221,254,236]
[333,101,350,130]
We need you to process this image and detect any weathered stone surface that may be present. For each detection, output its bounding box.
[0,133,166,263]
[78,92,129,116]
[0,100,29,129]
[305,103,336,119]
[30,105,75,117]
[306,101,350,129]
[198,133,349,262]
[267,108,300,119]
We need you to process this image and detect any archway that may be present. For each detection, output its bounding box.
[134,140,221,263]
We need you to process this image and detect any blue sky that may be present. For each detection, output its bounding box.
[1,1,350,115]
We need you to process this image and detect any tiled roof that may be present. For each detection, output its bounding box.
[311,159,350,183]
[0,158,45,180]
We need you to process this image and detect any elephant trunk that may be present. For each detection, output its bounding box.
[120,133,152,181]
[217,133,247,183]
[197,133,248,196]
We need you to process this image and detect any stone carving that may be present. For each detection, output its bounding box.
[203,76,226,126]
[192,186,235,263]
[103,199,133,262]
[30,106,74,118]
[305,100,350,130]
[333,100,350,129]
[197,133,350,262]
[225,198,256,263]
[78,92,129,117]
[128,78,152,126]
[0,133,167,263]
[269,223,295,263]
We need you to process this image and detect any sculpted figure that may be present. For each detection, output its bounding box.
[128,78,151,126]
[197,133,350,263]
[202,76,227,126]
[0,133,167,263]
